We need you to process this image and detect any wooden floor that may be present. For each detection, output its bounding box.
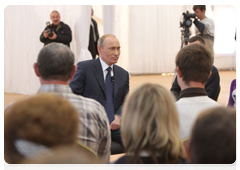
[4,70,236,162]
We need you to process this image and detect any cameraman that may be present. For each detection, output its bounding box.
[40,10,72,47]
[193,5,215,56]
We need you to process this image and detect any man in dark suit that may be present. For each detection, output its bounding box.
[88,7,99,59]
[70,34,129,147]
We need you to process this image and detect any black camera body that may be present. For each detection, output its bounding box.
[180,11,196,47]
[46,22,53,37]
[180,11,196,29]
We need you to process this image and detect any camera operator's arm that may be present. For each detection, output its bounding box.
[194,18,214,37]
[40,27,49,43]
[43,30,49,38]
[53,25,72,44]
[193,18,205,33]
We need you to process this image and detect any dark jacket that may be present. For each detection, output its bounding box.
[70,57,129,118]
[88,18,99,59]
[40,21,72,47]
[170,65,220,101]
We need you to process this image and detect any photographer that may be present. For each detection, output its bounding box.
[40,10,72,47]
[193,5,215,56]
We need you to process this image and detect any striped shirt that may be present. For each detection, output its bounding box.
[38,84,111,163]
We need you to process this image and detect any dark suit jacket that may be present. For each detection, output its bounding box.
[88,18,99,59]
[170,65,220,101]
[70,58,129,118]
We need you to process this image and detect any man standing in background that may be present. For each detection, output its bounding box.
[88,7,99,59]
[193,5,215,57]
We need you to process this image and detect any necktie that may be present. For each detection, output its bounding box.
[105,67,114,123]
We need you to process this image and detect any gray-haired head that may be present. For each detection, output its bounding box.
[50,10,60,17]
[37,43,75,81]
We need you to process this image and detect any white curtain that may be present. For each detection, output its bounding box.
[115,6,130,71]
[101,5,130,71]
[103,5,236,74]
[74,5,92,62]
[5,5,41,95]
[101,5,193,74]
[213,5,236,54]
[102,5,115,35]
[4,5,90,95]
[121,5,191,74]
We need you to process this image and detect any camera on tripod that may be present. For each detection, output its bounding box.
[46,22,53,37]
[180,11,196,29]
[179,11,196,48]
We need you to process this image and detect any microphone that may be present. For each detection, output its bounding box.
[111,76,114,83]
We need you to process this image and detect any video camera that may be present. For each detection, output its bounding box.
[179,11,196,48]
[46,22,53,37]
[180,11,196,29]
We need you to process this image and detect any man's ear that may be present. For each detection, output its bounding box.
[33,63,40,77]
[176,66,182,78]
[69,65,77,80]
[97,45,101,54]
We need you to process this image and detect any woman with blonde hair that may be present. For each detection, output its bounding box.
[115,83,186,164]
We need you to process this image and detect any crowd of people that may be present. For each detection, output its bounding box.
[4,5,236,165]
